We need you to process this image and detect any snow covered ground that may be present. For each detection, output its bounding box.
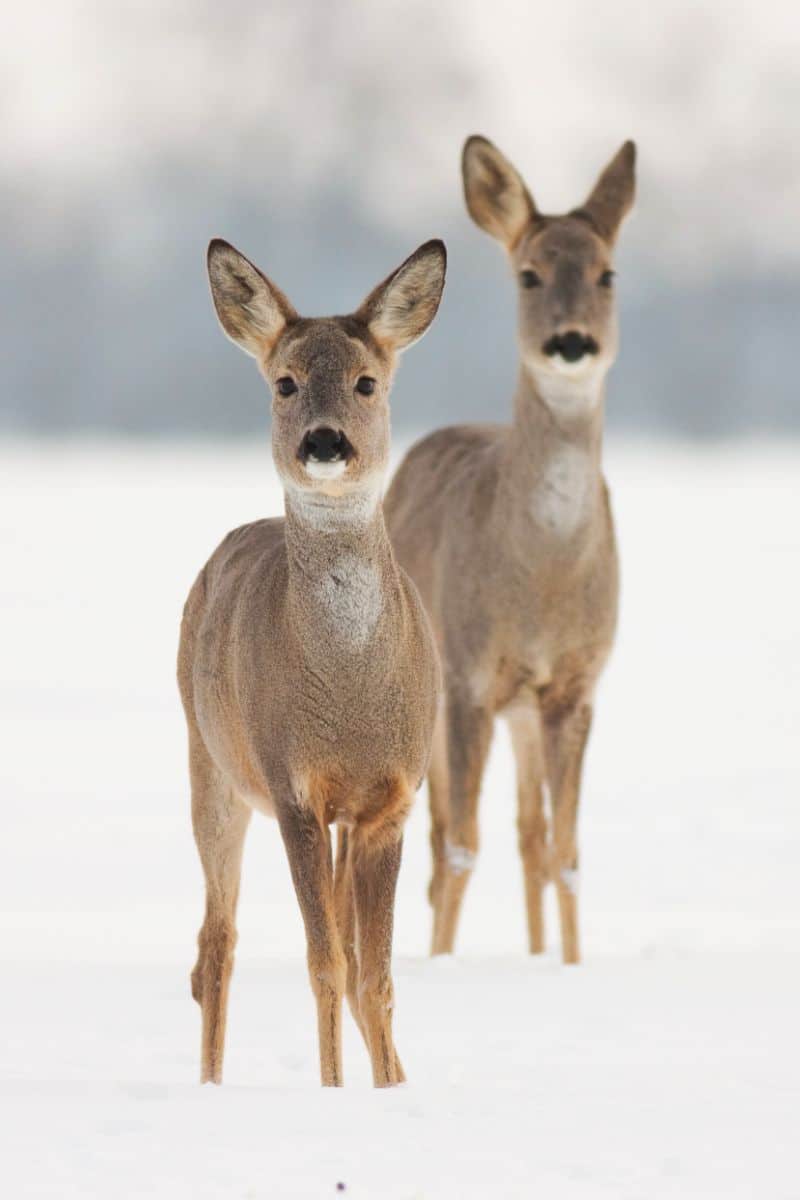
[1,437,798,1198]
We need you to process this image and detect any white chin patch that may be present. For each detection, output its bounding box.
[305,459,347,481]
[547,354,597,377]
[531,357,605,414]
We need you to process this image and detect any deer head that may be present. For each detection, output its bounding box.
[207,239,447,500]
[462,136,635,410]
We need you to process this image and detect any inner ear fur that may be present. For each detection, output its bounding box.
[573,141,636,242]
[207,238,297,357]
[462,135,538,248]
[357,240,447,352]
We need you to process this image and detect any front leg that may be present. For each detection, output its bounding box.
[507,706,548,954]
[351,829,405,1087]
[334,826,405,1082]
[333,826,362,1034]
[542,699,593,965]
[432,687,494,955]
[277,797,346,1086]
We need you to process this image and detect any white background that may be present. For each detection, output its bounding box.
[1,437,797,1197]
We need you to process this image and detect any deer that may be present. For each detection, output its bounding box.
[384,137,636,963]
[177,236,446,1087]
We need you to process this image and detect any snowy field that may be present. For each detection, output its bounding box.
[1,437,798,1198]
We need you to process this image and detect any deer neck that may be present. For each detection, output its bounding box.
[283,482,394,652]
[503,363,606,544]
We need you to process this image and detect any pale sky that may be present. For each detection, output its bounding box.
[3,0,800,275]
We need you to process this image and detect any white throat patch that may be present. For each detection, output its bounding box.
[286,479,382,533]
[531,444,594,537]
[316,552,383,648]
[535,368,603,417]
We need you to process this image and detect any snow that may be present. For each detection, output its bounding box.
[1,437,798,1198]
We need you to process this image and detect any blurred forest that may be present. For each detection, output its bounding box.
[2,0,799,437]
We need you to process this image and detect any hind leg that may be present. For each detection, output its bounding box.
[188,726,251,1083]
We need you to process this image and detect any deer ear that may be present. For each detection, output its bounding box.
[578,141,636,242]
[462,136,537,248]
[207,239,297,357]
[357,240,447,352]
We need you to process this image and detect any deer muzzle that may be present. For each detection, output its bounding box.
[543,331,599,363]
[299,427,354,465]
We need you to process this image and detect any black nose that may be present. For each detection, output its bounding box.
[543,331,599,363]
[300,426,350,463]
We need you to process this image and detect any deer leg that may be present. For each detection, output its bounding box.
[188,728,251,1085]
[426,710,449,911]
[508,706,548,954]
[335,826,406,1083]
[431,693,493,955]
[543,700,593,965]
[351,831,405,1087]
[278,799,346,1087]
[334,828,364,1036]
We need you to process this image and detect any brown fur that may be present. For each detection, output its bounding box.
[385,138,635,962]
[178,238,446,1086]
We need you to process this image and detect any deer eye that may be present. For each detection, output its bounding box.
[355,376,376,396]
[519,269,542,289]
[599,269,615,288]
[275,376,297,397]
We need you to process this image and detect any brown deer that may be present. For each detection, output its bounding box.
[385,137,635,962]
[177,237,446,1086]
